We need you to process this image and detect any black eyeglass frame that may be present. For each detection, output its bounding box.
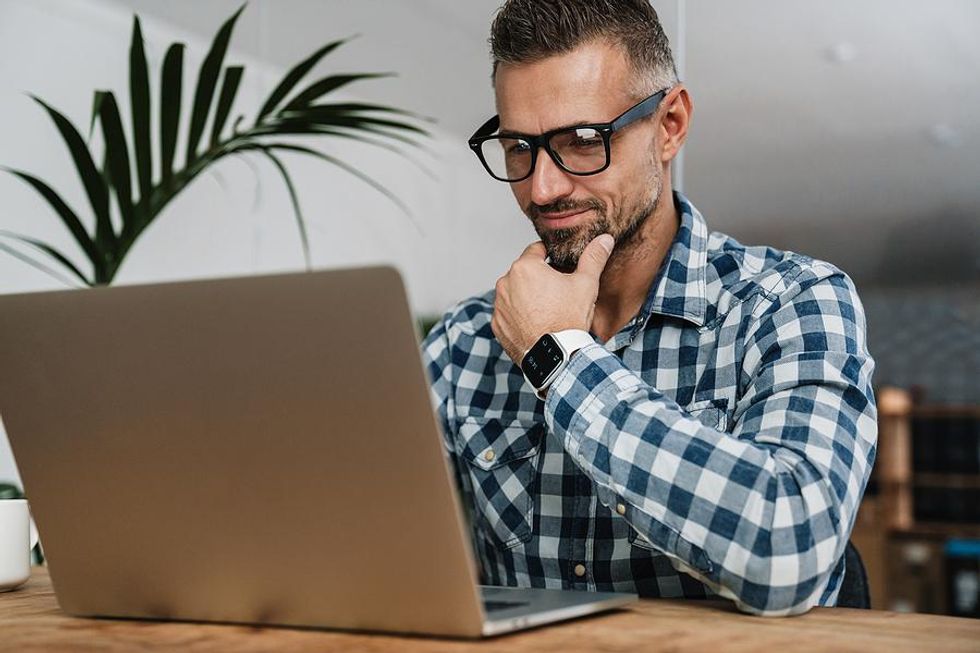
[467,87,671,182]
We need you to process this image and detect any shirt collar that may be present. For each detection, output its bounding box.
[632,191,709,332]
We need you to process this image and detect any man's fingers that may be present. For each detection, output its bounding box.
[519,240,548,260]
[575,234,615,279]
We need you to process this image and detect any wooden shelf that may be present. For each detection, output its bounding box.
[865,387,980,615]
[913,473,980,488]
[911,405,980,418]
[892,523,980,539]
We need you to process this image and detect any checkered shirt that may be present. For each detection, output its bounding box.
[421,192,877,616]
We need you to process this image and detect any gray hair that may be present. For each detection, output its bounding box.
[489,0,678,97]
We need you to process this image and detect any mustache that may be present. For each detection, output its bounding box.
[526,198,605,220]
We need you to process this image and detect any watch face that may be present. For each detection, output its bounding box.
[521,333,564,388]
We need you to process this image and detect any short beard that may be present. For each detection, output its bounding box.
[527,173,663,273]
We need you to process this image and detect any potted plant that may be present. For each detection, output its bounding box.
[0,5,429,286]
[0,483,43,565]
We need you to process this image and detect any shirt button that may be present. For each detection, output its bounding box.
[483,449,495,462]
[574,564,587,578]
[616,503,626,515]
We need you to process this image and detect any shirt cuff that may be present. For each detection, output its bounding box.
[543,343,643,460]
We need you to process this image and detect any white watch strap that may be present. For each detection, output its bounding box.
[552,329,595,357]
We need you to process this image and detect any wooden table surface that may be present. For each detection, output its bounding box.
[2,568,978,652]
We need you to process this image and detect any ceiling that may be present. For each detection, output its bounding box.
[680,0,980,287]
[104,0,980,287]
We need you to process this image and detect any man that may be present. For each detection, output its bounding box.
[423,0,876,616]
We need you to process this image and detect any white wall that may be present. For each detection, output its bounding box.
[0,0,534,303]
[8,1,974,486]
[0,0,553,485]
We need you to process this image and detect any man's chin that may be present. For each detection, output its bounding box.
[542,242,587,272]
[540,225,605,271]
[545,254,578,272]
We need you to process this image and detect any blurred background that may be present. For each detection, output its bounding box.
[0,0,977,616]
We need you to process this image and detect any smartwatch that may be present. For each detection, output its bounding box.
[520,329,595,400]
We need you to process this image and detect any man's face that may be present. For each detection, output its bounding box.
[494,40,665,271]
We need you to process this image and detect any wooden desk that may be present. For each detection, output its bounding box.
[2,568,978,652]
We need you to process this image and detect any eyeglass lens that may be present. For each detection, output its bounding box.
[478,126,606,180]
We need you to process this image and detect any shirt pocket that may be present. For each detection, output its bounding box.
[456,417,544,549]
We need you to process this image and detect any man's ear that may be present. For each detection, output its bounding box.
[660,86,692,163]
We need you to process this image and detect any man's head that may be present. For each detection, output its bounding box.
[490,0,677,95]
[486,0,690,271]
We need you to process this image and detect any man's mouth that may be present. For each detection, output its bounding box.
[537,208,592,229]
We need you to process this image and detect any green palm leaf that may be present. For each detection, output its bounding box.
[254,37,349,124]
[210,66,243,146]
[253,148,311,268]
[185,4,244,165]
[3,5,432,287]
[31,96,114,254]
[257,142,411,216]
[251,122,427,150]
[89,90,108,138]
[280,127,436,178]
[292,101,432,120]
[160,43,184,183]
[281,73,392,112]
[1,167,100,274]
[129,16,152,212]
[96,92,135,239]
[0,230,90,287]
[285,111,430,137]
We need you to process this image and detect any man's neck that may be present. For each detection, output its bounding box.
[590,188,680,343]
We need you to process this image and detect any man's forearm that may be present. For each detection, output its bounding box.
[544,343,877,616]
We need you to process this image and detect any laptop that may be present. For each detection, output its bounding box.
[0,267,635,638]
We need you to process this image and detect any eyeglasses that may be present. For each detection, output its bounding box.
[467,88,670,183]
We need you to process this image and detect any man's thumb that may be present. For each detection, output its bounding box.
[577,233,615,277]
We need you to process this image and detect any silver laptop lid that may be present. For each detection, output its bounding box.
[0,267,487,637]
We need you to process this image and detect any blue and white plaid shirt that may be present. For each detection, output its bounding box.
[422,192,877,616]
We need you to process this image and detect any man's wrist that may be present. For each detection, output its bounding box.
[520,329,595,399]
[519,323,589,360]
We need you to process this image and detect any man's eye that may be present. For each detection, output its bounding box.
[572,136,603,148]
[507,141,531,154]
[571,129,603,148]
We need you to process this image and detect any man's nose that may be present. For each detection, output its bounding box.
[528,148,574,206]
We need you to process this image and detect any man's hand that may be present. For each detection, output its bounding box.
[492,233,615,364]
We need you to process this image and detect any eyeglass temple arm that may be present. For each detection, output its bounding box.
[611,89,668,131]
